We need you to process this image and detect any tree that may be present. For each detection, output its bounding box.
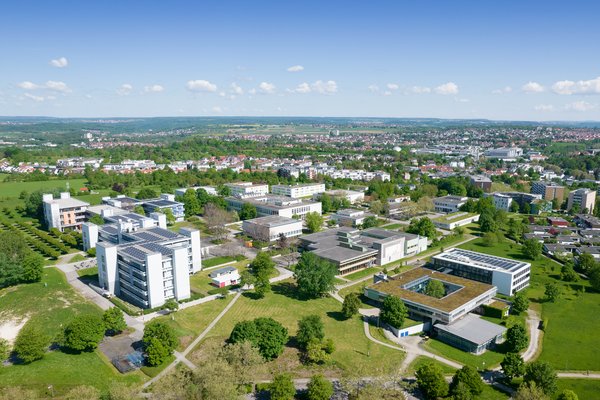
[307,374,333,400]
[240,269,256,288]
[506,324,529,352]
[102,307,127,335]
[306,337,331,364]
[524,361,557,395]
[424,279,445,299]
[277,232,289,250]
[133,205,146,216]
[250,251,275,276]
[182,188,201,218]
[162,208,176,225]
[380,295,408,329]
[145,336,170,366]
[270,373,296,400]
[229,317,288,360]
[136,188,158,199]
[450,365,484,397]
[164,298,179,312]
[219,341,265,387]
[560,262,578,282]
[522,238,542,260]
[63,314,106,352]
[254,272,271,298]
[320,193,333,213]
[482,231,499,247]
[501,353,525,380]
[589,267,600,292]
[557,389,579,400]
[342,292,361,319]
[406,217,438,239]
[239,203,258,220]
[544,282,560,302]
[370,200,383,215]
[306,212,324,233]
[20,253,44,283]
[415,362,449,400]
[13,324,49,363]
[89,214,105,225]
[294,252,337,298]
[0,338,10,361]
[514,381,549,400]
[143,321,178,356]
[361,215,379,229]
[577,252,597,274]
[297,315,325,349]
[511,291,529,314]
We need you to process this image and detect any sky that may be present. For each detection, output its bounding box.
[1,1,600,121]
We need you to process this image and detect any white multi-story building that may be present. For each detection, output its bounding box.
[484,147,523,161]
[491,193,513,211]
[271,183,326,198]
[225,182,269,199]
[568,188,597,214]
[95,224,201,309]
[432,248,531,296]
[242,215,303,242]
[226,195,322,219]
[314,189,365,204]
[433,195,469,214]
[43,192,90,232]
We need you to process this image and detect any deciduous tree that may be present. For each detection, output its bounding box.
[294,252,337,298]
[415,362,449,400]
[342,292,361,318]
[63,314,106,352]
[380,295,408,329]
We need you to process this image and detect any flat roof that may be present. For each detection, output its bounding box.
[312,245,377,264]
[433,248,530,273]
[434,195,468,204]
[143,199,182,207]
[433,212,479,223]
[46,197,89,208]
[368,268,496,313]
[244,215,301,228]
[436,314,506,345]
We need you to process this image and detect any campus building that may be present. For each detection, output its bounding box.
[432,248,531,296]
[484,147,523,161]
[470,175,492,192]
[242,215,303,242]
[43,192,90,232]
[568,188,597,214]
[432,212,480,230]
[226,195,322,219]
[225,182,269,199]
[433,195,469,214]
[90,221,201,309]
[313,189,365,204]
[141,194,185,222]
[531,181,565,204]
[271,183,326,198]
[300,227,427,275]
[330,209,376,227]
[490,193,513,211]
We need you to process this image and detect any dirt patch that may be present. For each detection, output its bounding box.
[0,317,29,344]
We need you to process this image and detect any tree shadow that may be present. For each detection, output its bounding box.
[242,291,264,301]
[271,282,309,301]
[326,311,347,322]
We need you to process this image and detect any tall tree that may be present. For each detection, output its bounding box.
[305,212,324,233]
[424,279,445,298]
[239,203,258,220]
[406,217,438,239]
[506,324,529,353]
[380,295,408,329]
[296,315,325,349]
[501,353,526,380]
[524,361,558,395]
[102,307,127,335]
[63,314,106,352]
[415,362,449,400]
[342,292,361,319]
[294,252,337,298]
[182,188,201,218]
[307,374,333,400]
[270,373,296,400]
[13,324,50,363]
[522,238,542,260]
[450,365,484,397]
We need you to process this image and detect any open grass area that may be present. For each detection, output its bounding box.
[343,266,381,282]
[0,267,145,395]
[556,379,600,400]
[76,266,98,278]
[406,355,457,375]
[140,355,176,378]
[202,255,245,269]
[189,259,252,296]
[153,295,236,351]
[380,223,404,230]
[459,237,600,371]
[0,178,88,198]
[423,338,504,370]
[190,280,405,379]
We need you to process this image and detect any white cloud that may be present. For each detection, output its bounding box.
[287,65,304,72]
[116,84,133,96]
[143,84,164,93]
[368,84,380,93]
[23,93,45,102]
[492,86,512,94]
[434,82,459,95]
[386,83,399,91]
[411,86,431,94]
[552,76,600,95]
[45,80,71,93]
[292,82,312,94]
[311,80,337,94]
[186,80,218,92]
[258,81,276,94]
[50,57,68,68]
[534,104,554,111]
[522,81,544,93]
[17,81,40,90]
[565,101,595,112]
[230,83,243,95]
[248,88,256,95]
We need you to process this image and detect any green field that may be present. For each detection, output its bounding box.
[343,266,381,282]
[202,255,245,269]
[555,379,600,399]
[0,268,145,395]
[0,178,88,199]
[189,280,405,379]
[190,259,253,296]
[406,355,457,375]
[423,338,505,370]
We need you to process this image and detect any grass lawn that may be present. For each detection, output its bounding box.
[152,295,236,351]
[556,379,600,399]
[76,266,98,278]
[381,223,404,230]
[189,260,251,296]
[406,355,457,375]
[343,267,381,282]
[202,255,245,269]
[190,280,405,379]
[0,267,145,395]
[0,178,88,198]
[423,338,505,370]
[140,355,176,378]
[459,237,600,371]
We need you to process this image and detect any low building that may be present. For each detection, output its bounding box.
[226,195,322,219]
[470,175,492,192]
[364,268,498,325]
[435,314,506,354]
[432,248,531,296]
[271,183,325,198]
[575,214,600,229]
[432,212,480,230]
[547,217,569,227]
[433,195,469,214]
[102,195,143,211]
[242,215,303,242]
[225,182,269,199]
[531,182,565,204]
[43,192,90,232]
[568,188,597,214]
[209,267,240,288]
[484,147,523,161]
[330,209,375,227]
[313,189,365,204]
[141,194,185,222]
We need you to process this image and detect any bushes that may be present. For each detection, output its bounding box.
[14,324,50,363]
[63,315,106,352]
[143,321,178,366]
[229,317,288,360]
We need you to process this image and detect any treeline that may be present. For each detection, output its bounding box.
[0,231,44,289]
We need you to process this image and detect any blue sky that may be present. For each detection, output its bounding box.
[1,1,600,120]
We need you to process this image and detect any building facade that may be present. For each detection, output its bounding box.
[568,188,597,214]
[225,182,269,199]
[271,183,326,198]
[242,215,303,242]
[531,182,565,204]
[226,195,322,219]
[43,192,90,232]
[433,195,469,213]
